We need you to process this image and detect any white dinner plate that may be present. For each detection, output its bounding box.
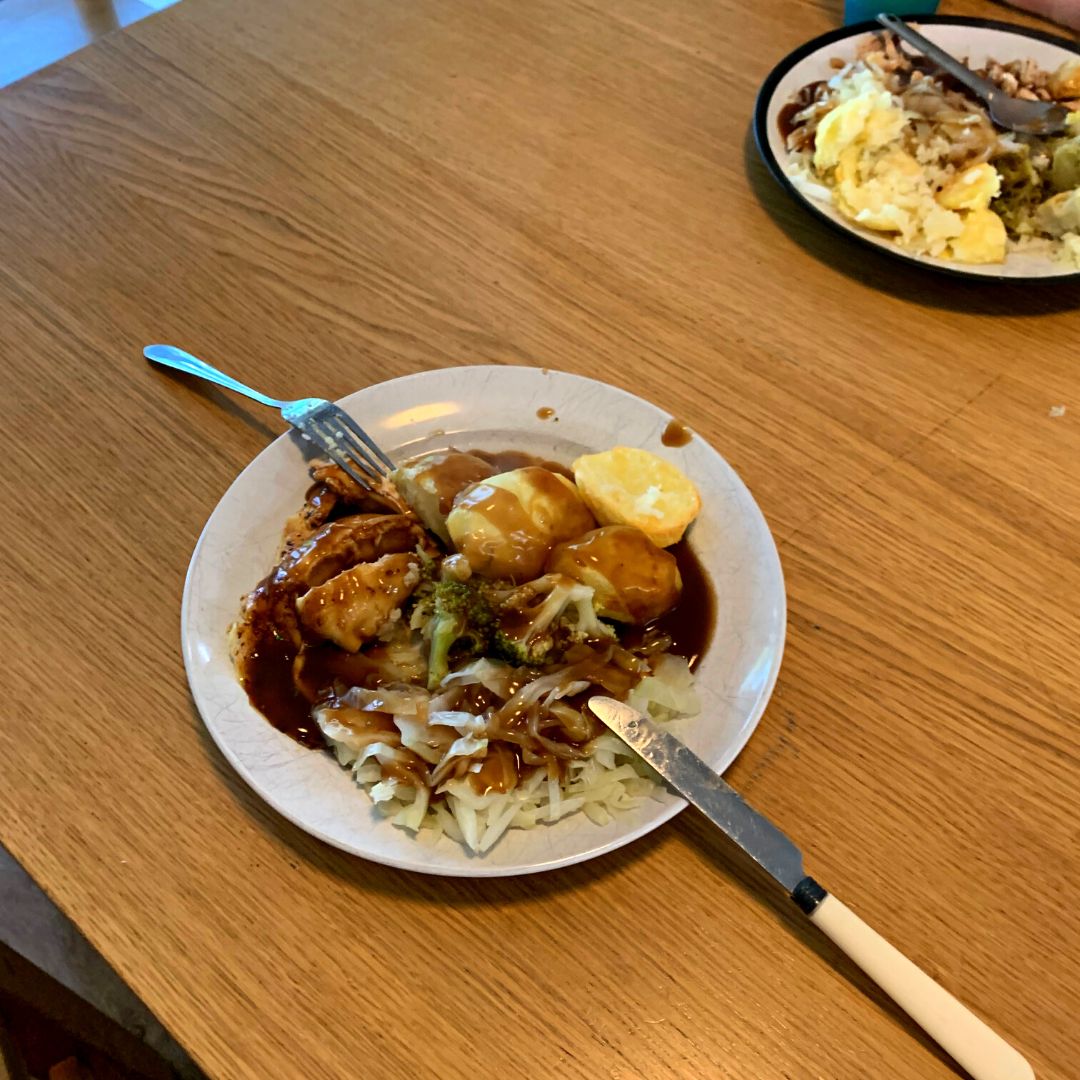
[754,17,1080,280]
[182,365,786,876]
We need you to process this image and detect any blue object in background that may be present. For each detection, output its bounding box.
[844,1,939,25]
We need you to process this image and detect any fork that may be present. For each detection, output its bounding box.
[878,13,1071,136]
[144,344,395,489]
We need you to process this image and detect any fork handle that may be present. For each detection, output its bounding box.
[144,345,286,410]
[876,14,997,100]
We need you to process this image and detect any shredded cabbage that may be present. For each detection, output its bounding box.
[316,648,698,855]
[340,684,428,715]
[318,707,672,854]
[441,657,517,694]
[626,654,700,722]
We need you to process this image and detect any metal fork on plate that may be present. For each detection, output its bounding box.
[143,344,395,489]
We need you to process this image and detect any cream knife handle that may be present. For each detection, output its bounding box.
[795,885,1034,1080]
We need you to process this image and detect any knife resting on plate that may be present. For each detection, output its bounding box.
[588,698,1034,1080]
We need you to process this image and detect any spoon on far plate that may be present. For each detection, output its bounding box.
[877,12,1070,135]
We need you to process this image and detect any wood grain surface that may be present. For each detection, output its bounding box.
[1,0,1077,1077]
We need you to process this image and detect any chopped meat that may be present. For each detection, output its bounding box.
[279,459,416,554]
[297,553,422,651]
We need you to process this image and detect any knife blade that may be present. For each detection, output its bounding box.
[587,697,1034,1080]
[587,696,820,904]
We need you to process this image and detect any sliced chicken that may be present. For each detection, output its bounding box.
[272,513,430,592]
[310,462,411,515]
[296,552,422,652]
[280,483,339,554]
[232,514,435,729]
[279,460,413,555]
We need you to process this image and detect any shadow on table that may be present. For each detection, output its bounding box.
[152,363,282,444]
[744,125,1080,316]
[195,703,970,1074]
[674,809,971,1077]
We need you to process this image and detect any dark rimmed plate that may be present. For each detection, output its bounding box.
[754,16,1080,281]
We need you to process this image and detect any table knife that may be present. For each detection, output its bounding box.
[588,697,1034,1080]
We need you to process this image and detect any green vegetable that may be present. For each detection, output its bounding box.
[492,575,614,666]
[1051,136,1080,194]
[426,578,496,689]
[991,148,1047,233]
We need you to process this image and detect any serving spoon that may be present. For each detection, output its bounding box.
[878,12,1070,135]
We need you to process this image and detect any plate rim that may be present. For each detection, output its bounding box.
[180,364,787,877]
[752,15,1080,283]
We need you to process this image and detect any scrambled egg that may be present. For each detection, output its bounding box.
[1048,58,1080,100]
[937,164,1001,211]
[813,70,906,171]
[808,71,1007,263]
[937,164,1006,262]
[950,208,1008,265]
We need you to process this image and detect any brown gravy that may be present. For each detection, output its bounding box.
[237,452,715,762]
[626,541,715,671]
[547,525,681,625]
[411,451,496,515]
[237,589,324,748]
[452,479,549,581]
[235,514,428,747]
[451,466,595,582]
[468,742,520,795]
[469,448,573,479]
[295,642,402,701]
[777,79,826,142]
[661,419,692,447]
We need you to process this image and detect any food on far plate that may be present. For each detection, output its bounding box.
[230,444,710,854]
[572,447,702,547]
[780,31,1080,266]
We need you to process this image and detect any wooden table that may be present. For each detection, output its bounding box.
[2,0,1077,1076]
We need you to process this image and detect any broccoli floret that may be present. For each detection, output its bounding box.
[425,577,496,689]
[492,628,553,666]
[492,574,614,666]
[427,613,463,689]
[413,544,438,583]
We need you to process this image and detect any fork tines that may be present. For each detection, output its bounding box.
[302,403,395,489]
